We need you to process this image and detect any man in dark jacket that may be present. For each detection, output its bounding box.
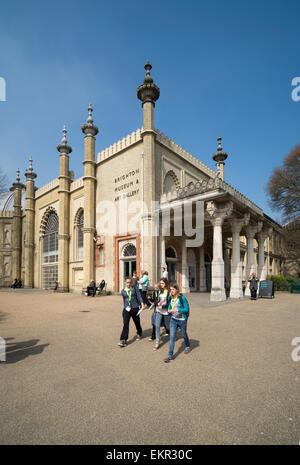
[119,277,144,347]
[86,280,96,297]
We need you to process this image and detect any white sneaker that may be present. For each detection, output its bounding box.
[153,340,160,350]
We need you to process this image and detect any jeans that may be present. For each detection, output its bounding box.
[141,290,151,307]
[155,312,170,340]
[120,307,142,341]
[250,288,257,299]
[168,317,190,356]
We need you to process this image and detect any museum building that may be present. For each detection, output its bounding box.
[0,62,284,301]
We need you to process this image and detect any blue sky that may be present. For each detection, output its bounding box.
[0,0,299,222]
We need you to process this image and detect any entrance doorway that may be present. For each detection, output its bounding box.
[120,242,137,290]
[123,260,136,279]
[187,249,196,291]
[166,246,178,283]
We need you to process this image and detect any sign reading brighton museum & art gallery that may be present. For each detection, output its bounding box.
[114,169,140,202]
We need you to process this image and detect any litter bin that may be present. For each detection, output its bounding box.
[290,282,300,294]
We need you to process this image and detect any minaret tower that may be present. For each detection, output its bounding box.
[81,104,98,291]
[137,61,160,283]
[10,169,24,282]
[213,135,228,181]
[57,126,72,292]
[24,157,37,287]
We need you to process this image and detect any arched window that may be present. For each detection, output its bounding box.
[77,210,84,260]
[166,246,177,259]
[43,212,59,264]
[42,211,59,289]
[163,170,180,195]
[123,244,136,258]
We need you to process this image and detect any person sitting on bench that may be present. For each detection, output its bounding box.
[86,280,96,297]
[98,280,106,293]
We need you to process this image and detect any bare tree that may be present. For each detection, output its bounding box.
[267,145,300,277]
[266,144,300,222]
[0,167,8,192]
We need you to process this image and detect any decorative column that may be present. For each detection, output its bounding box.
[57,127,72,292]
[81,104,98,290]
[160,233,166,270]
[206,200,233,301]
[230,213,250,299]
[199,246,206,292]
[24,157,37,288]
[181,240,190,293]
[137,61,160,285]
[257,227,273,281]
[10,169,24,281]
[245,221,263,296]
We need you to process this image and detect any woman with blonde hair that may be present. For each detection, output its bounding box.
[248,272,259,300]
[163,283,190,363]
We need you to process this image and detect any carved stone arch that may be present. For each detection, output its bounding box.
[39,206,59,237]
[74,207,84,227]
[163,170,180,194]
[74,208,84,261]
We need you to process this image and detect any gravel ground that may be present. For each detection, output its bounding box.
[0,290,299,445]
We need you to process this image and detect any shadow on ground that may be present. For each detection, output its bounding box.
[2,338,49,364]
[0,312,8,324]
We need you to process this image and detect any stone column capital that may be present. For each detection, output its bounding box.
[206,200,233,227]
[257,226,273,243]
[245,220,263,239]
[231,212,250,234]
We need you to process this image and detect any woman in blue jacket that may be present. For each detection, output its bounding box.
[163,283,190,363]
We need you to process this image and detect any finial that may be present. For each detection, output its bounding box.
[57,125,72,155]
[217,135,223,152]
[87,103,93,123]
[25,155,37,180]
[10,167,25,191]
[81,103,98,137]
[137,61,160,106]
[61,126,67,145]
[212,135,228,181]
[28,156,33,172]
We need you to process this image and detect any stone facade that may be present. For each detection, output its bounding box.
[0,63,285,299]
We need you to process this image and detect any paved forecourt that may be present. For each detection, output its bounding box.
[0,290,299,445]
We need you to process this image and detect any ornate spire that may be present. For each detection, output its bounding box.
[10,168,24,191]
[25,156,37,180]
[81,103,99,137]
[137,60,160,106]
[213,136,228,180]
[57,126,72,155]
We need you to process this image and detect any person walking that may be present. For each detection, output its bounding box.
[138,271,151,308]
[131,270,139,288]
[148,283,160,341]
[119,277,144,347]
[248,272,259,300]
[153,278,171,351]
[163,283,190,363]
[162,267,168,280]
